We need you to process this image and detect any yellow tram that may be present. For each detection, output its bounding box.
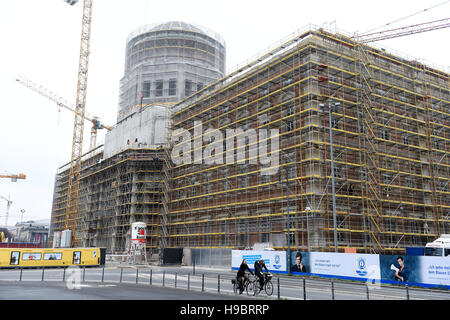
[0,247,106,268]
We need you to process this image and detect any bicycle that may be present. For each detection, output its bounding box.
[232,272,255,296]
[252,273,273,296]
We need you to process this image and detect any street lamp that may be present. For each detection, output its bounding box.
[328,101,339,253]
[280,166,292,275]
[20,209,25,224]
[285,166,292,275]
[320,101,339,253]
[305,206,311,252]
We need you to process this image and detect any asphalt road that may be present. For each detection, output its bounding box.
[0,280,252,300]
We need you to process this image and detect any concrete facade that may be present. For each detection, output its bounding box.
[103,105,169,159]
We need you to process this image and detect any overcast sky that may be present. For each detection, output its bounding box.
[0,0,448,227]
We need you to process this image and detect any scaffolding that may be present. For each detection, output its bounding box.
[165,27,449,254]
[49,25,449,255]
[118,21,226,123]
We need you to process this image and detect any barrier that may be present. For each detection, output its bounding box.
[232,250,450,289]
[290,251,450,290]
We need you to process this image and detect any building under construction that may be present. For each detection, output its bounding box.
[118,21,226,122]
[49,21,226,255]
[51,144,164,254]
[50,24,449,256]
[164,26,449,254]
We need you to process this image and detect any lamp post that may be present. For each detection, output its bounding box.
[280,166,292,274]
[20,209,25,224]
[285,166,291,275]
[327,101,338,253]
[305,206,311,252]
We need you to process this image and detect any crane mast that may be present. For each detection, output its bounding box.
[65,0,93,247]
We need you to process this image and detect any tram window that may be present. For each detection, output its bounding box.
[10,252,20,265]
[44,253,62,260]
[73,251,81,264]
[22,253,42,260]
[445,249,450,257]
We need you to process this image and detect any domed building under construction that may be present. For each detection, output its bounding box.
[50,22,449,262]
[50,21,226,256]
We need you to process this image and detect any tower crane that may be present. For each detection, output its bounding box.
[0,195,12,228]
[0,173,26,182]
[352,17,450,43]
[0,173,25,229]
[16,75,112,150]
[64,0,94,247]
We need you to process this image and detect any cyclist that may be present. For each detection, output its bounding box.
[254,258,270,290]
[237,259,253,294]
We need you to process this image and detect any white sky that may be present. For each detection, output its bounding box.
[0,0,448,227]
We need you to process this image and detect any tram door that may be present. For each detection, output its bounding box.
[73,251,81,264]
[10,252,20,265]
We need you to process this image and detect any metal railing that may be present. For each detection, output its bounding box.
[0,267,439,300]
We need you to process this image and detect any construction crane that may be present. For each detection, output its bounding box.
[0,173,26,182]
[64,0,94,247]
[353,17,450,43]
[0,174,25,228]
[15,75,112,150]
[0,195,12,228]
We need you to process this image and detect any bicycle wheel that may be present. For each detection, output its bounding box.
[246,279,255,296]
[265,280,273,296]
[253,280,261,296]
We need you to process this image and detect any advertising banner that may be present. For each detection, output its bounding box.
[232,250,449,288]
[380,254,450,288]
[419,256,450,286]
[290,251,381,282]
[232,250,287,273]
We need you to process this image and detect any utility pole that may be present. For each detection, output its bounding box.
[305,206,311,252]
[20,209,25,224]
[285,166,292,274]
[328,101,338,253]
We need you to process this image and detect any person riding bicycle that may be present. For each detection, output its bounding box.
[237,259,253,294]
[254,258,270,290]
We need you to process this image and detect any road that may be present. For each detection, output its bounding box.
[0,280,251,300]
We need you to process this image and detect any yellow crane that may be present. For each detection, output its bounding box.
[353,18,450,43]
[0,173,26,182]
[64,0,94,247]
[15,75,112,150]
[0,173,25,229]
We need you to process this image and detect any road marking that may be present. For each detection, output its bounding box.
[98,284,116,287]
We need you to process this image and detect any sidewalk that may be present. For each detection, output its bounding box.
[105,261,232,274]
